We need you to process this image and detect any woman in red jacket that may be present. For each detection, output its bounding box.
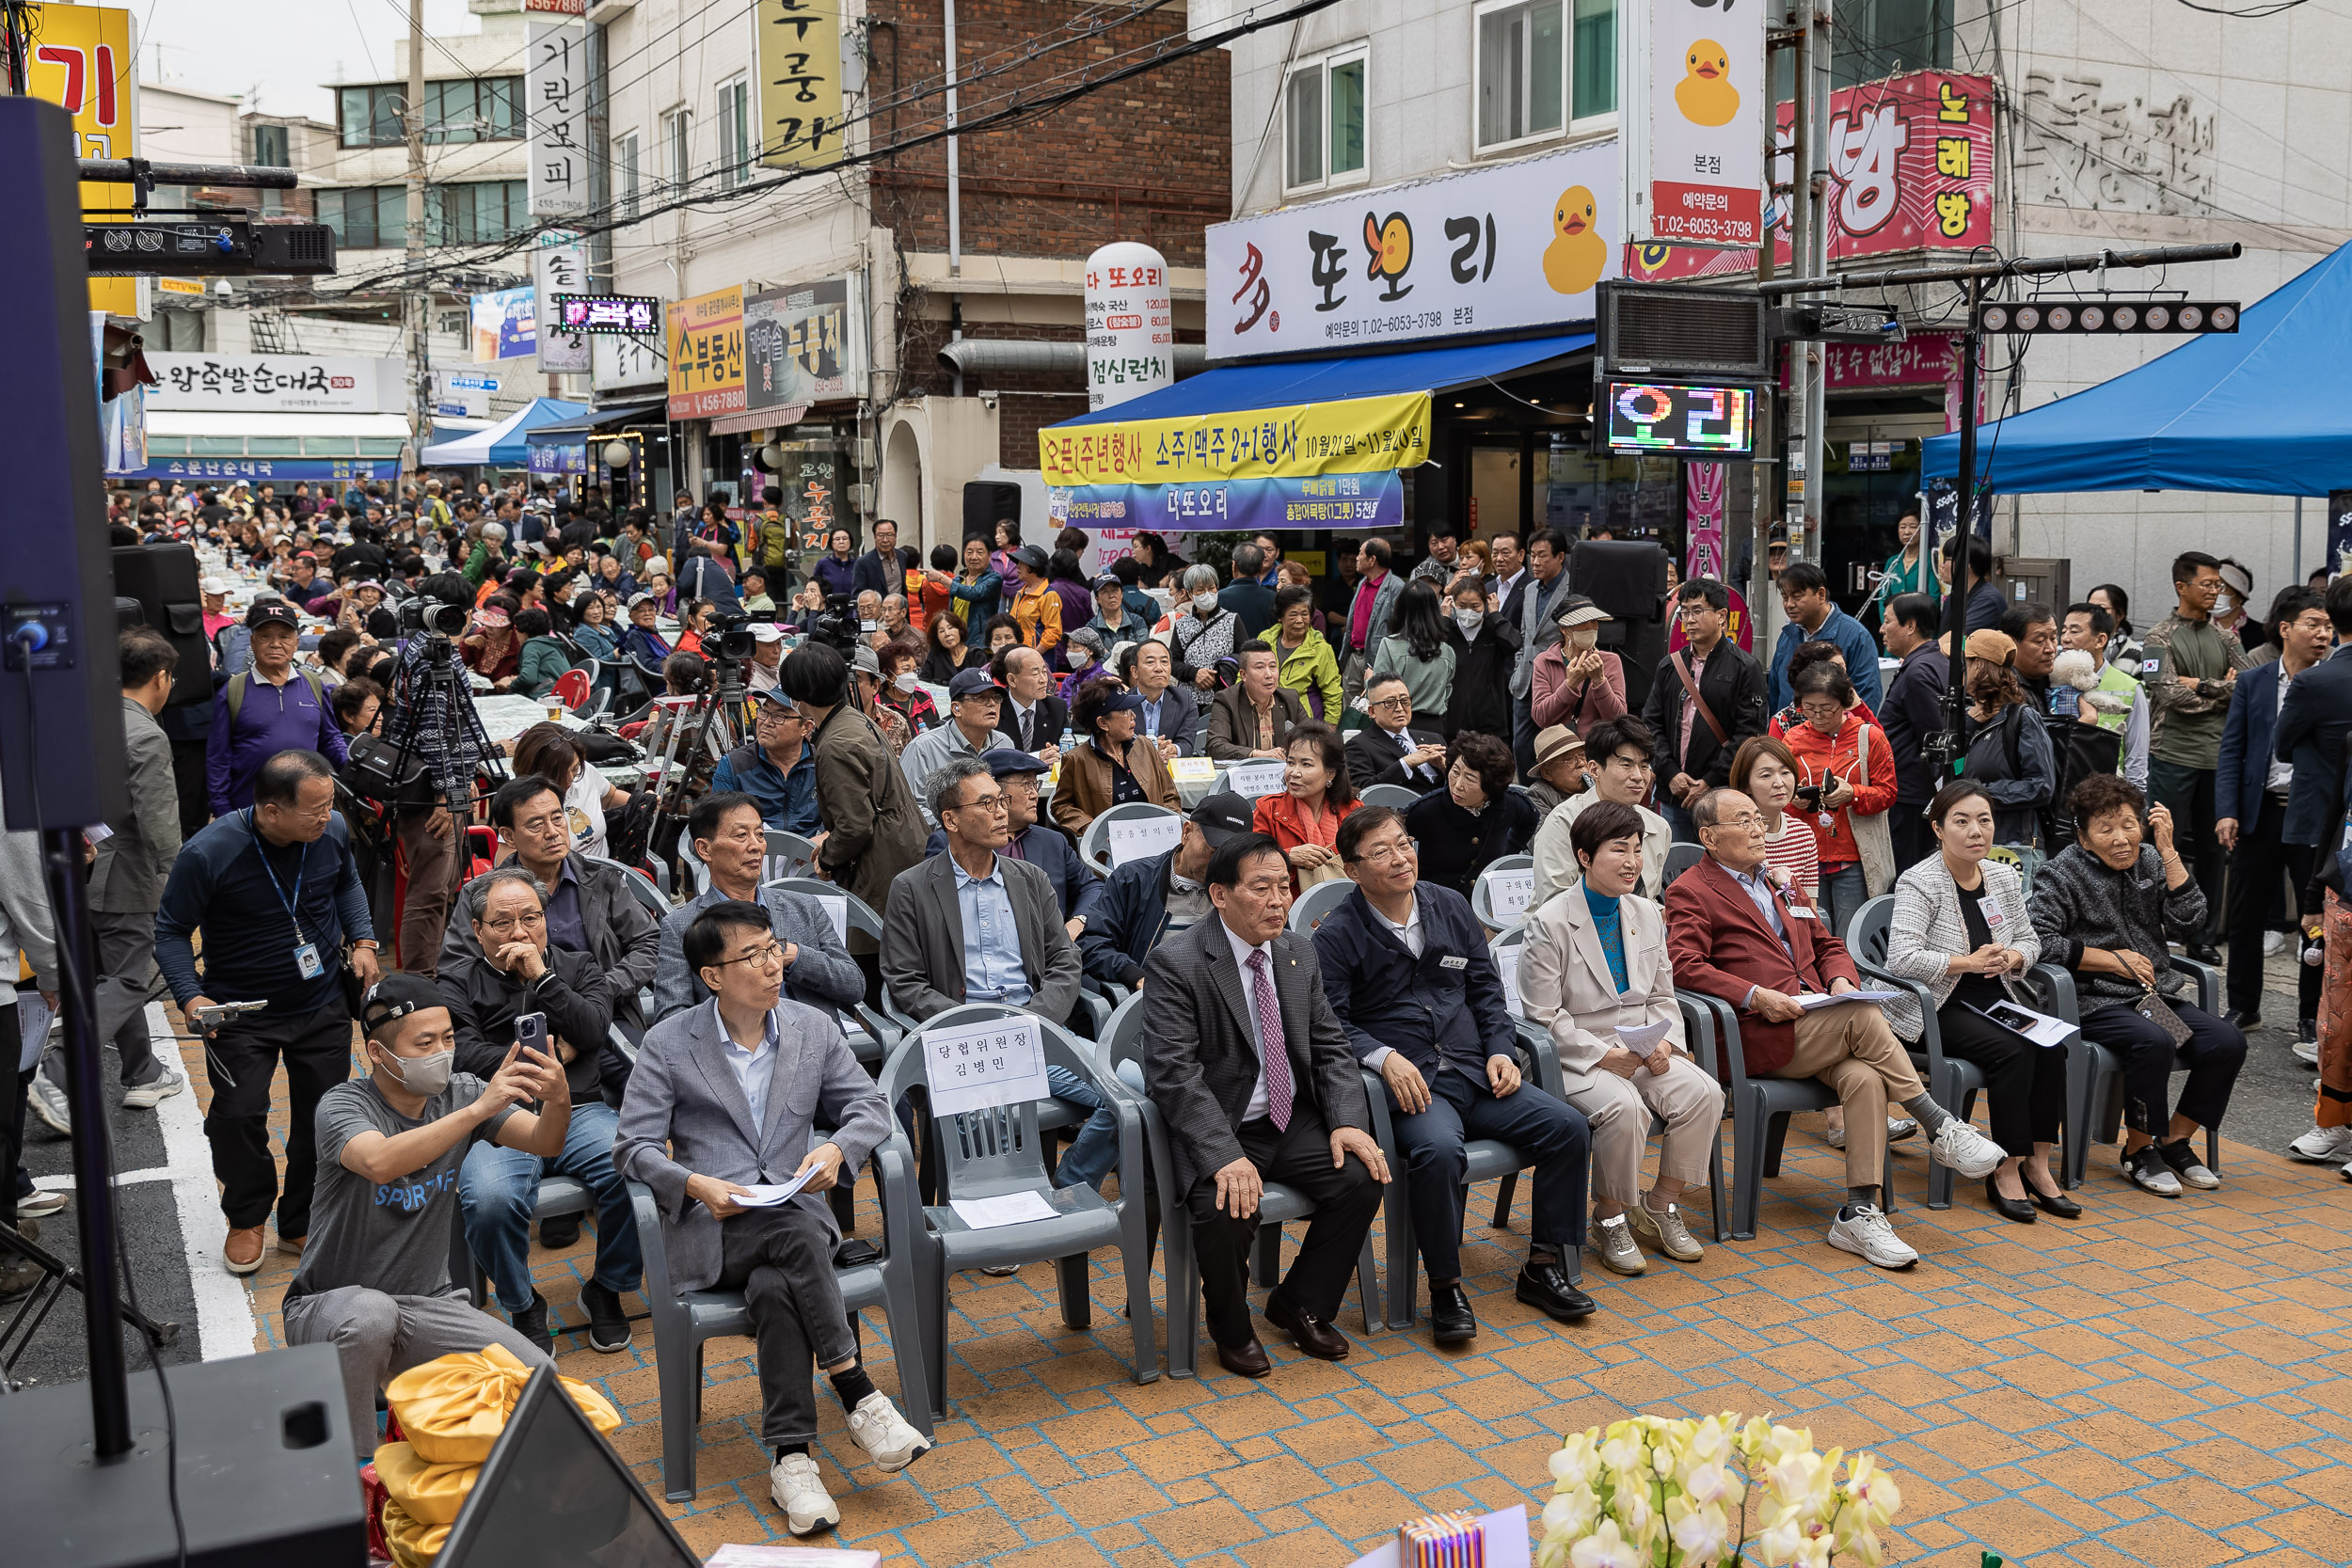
[1251,721,1359,894]
[1779,662,1896,941]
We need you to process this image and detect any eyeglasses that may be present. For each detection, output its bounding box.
[713,941,787,972]
[1351,838,1420,867]
[1369,695,1411,712]
[479,910,547,935]
[1709,812,1767,830]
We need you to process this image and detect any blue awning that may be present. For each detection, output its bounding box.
[1048,331,1595,429]
[1921,243,2352,497]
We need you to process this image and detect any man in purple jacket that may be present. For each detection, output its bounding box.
[206,601,348,816]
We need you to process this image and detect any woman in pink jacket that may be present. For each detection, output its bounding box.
[1531,595,1628,734]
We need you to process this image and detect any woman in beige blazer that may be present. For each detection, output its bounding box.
[1518,799,1724,1276]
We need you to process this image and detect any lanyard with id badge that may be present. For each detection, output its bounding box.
[248,808,325,981]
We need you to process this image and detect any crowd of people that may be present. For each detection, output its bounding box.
[3,476,2344,1535]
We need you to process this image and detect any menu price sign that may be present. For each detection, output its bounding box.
[1107,814,1184,866]
[923,1014,1049,1117]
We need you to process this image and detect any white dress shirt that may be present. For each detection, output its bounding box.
[711,1000,780,1134]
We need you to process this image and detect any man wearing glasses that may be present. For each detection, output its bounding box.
[711,691,824,837]
[1530,716,1674,910]
[1343,673,1449,794]
[438,865,638,1357]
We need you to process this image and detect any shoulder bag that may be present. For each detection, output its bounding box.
[1670,650,1730,753]
[1851,723,1899,896]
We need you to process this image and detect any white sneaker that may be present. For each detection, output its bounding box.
[121,1063,186,1109]
[769,1452,840,1535]
[2287,1124,2352,1164]
[1928,1118,2006,1180]
[2265,929,2287,956]
[1827,1204,1918,1269]
[844,1389,930,1474]
[24,1072,70,1136]
[2291,1036,2320,1066]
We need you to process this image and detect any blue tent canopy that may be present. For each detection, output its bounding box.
[418,397,588,467]
[1921,244,2352,498]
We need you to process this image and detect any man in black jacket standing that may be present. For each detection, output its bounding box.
[850,518,915,600]
[1641,578,1767,843]
[441,865,638,1357]
[1877,593,1950,871]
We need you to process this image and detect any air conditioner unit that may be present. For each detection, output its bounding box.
[853,437,876,471]
[848,483,874,512]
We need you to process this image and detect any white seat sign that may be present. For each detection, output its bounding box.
[923,1013,1050,1117]
[1222,760,1286,798]
[1485,869,1535,923]
[1107,814,1184,866]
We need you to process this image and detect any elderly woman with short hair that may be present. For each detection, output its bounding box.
[1168,562,1240,709]
[1049,675,1179,835]
[1404,730,1539,901]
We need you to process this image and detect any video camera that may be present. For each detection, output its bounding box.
[708,611,759,664]
[398,596,469,638]
[805,593,863,655]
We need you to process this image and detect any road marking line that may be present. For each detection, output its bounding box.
[142,1002,257,1362]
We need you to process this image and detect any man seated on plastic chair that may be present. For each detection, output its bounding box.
[650,791,866,1026]
[438,865,642,1358]
[882,756,1118,1198]
[1312,805,1597,1345]
[614,901,932,1535]
[1663,787,2006,1270]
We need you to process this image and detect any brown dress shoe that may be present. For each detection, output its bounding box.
[1263,1291,1350,1360]
[223,1226,266,1275]
[1216,1336,1272,1378]
[278,1233,307,1255]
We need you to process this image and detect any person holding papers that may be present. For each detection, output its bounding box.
[1877,782,2077,1224]
[1664,787,2007,1269]
[1518,800,1724,1276]
[617,901,933,1534]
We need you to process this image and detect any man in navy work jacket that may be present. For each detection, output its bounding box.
[1311,803,1594,1346]
[2218,584,2332,1032]
[1080,792,1249,990]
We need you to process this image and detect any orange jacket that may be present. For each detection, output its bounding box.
[1779,713,1896,866]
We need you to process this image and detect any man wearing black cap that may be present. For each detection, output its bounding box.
[925,749,1102,938]
[899,667,1014,822]
[205,600,348,816]
[281,973,572,1457]
[1080,792,1248,990]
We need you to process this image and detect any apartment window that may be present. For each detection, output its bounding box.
[1832,0,1950,88]
[614,132,641,220]
[251,123,290,214]
[337,77,523,149]
[716,76,750,189]
[317,181,528,247]
[1282,45,1368,193]
[1473,0,1613,151]
[663,108,692,191]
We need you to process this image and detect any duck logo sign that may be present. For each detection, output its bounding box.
[1624,0,1766,246]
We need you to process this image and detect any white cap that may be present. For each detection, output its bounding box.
[199,576,230,594]
[747,622,784,642]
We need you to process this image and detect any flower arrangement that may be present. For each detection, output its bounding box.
[1534,1414,1902,1568]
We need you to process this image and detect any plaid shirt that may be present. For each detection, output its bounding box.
[383,632,490,807]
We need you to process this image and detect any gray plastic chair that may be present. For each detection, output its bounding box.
[1358,783,1422,811]
[1663,842,1705,888]
[1095,992,1381,1378]
[1470,854,1537,930]
[627,1133,930,1501]
[878,1006,1158,1416]
[1078,801,1183,878]
[766,876,924,1058]
[763,829,818,882]
[2026,959,2221,1189]
[1848,894,1997,1211]
[1677,989,1896,1240]
[1287,878,1355,935]
[448,1175,594,1310]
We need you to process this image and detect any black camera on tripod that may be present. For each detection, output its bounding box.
[806,593,863,654]
[709,611,759,664]
[398,596,469,638]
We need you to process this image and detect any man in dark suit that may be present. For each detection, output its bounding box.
[1877,592,1950,871]
[1663,787,2000,1270]
[1140,833,1391,1375]
[2221,585,2333,1029]
[850,517,916,600]
[1642,578,1768,842]
[1343,673,1448,793]
[993,644,1069,758]
[1314,806,1592,1345]
[1218,543,1277,641]
[1205,645,1308,762]
[2274,574,2352,867]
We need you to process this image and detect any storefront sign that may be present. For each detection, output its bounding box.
[756,0,843,170]
[433,369,501,419]
[128,457,401,483]
[1772,72,1994,264]
[526,18,590,218]
[527,441,588,477]
[1205,140,1619,361]
[1084,242,1174,412]
[666,286,745,420]
[472,287,537,361]
[1041,392,1430,487]
[1055,471,1405,535]
[1629,0,1765,245]
[745,277,859,413]
[1684,461,1729,584]
[1602,380,1758,456]
[147,353,402,412]
[1622,241,1755,284]
[593,331,669,392]
[1780,333,1959,390]
[533,231,591,372]
[555,294,663,333]
[28,4,139,317]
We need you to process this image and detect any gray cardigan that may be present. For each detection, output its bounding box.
[2026,843,2203,1010]
[1880,856,2039,1040]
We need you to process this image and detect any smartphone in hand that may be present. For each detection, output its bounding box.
[515,1011,548,1055]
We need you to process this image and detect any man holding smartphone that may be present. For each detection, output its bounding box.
[437,865,638,1357]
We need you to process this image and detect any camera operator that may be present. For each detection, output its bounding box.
[378,571,494,977]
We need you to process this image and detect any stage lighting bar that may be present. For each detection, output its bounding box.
[1973,300,2239,335]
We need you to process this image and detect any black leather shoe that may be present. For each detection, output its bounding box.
[2188,942,2222,964]
[538,1214,583,1250]
[1515,1259,1597,1323]
[1216,1336,1272,1378]
[2224,1008,2261,1031]
[1428,1283,1477,1346]
[1983,1173,2037,1225]
[1263,1291,1351,1360]
[2029,1184,2083,1219]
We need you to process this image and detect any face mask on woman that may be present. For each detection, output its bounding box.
[893,671,918,693]
[1454,610,1484,634]
[1192,593,1219,616]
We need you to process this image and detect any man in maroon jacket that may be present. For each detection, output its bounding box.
[1663,786,2002,1269]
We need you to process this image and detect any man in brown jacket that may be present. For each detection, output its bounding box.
[779,642,926,921]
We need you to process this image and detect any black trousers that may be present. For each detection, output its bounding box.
[2149,760,2224,943]
[2225,801,2320,1019]
[202,999,352,1234]
[2078,1000,2247,1136]
[1931,1001,2067,1156]
[1184,1109,1382,1351]
[1890,801,1937,877]
[0,1001,19,1228]
[713,1201,858,1447]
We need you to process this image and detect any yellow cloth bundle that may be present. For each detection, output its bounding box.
[384,1344,624,1465]
[372,1442,478,1528]
[381,1495,452,1568]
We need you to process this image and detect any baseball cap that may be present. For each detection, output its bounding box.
[1189,791,1254,847]
[1092,573,1124,594]
[948,668,1005,702]
[1553,594,1611,629]
[1013,544,1048,573]
[1960,627,2017,665]
[850,644,882,679]
[246,601,301,631]
[627,591,660,610]
[199,576,230,594]
[1094,687,1148,716]
[746,622,784,643]
[359,973,448,1039]
[1533,724,1585,771]
[979,746,1051,777]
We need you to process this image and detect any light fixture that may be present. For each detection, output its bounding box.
[602,439,633,468]
[2079,305,2106,331]
[2112,305,2138,330]
[2015,305,2042,331]
[2211,305,2238,330]
[2046,305,2074,331]
[759,441,787,470]
[1979,305,2010,331]
[1452,401,1465,409]
[2144,305,2171,330]
[2177,305,2204,330]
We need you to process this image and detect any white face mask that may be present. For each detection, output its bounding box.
[2214,593,2234,616]
[1454,610,1484,634]
[1192,593,1219,615]
[893,671,918,692]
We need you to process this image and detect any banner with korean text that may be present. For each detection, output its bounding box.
[756,0,844,170]
[533,230,591,372]
[526,17,589,218]
[667,286,745,420]
[1038,392,1430,487]
[27,4,140,316]
[1629,0,1765,245]
[1772,72,1994,263]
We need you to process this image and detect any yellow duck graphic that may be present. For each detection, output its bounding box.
[1676,40,1739,127]
[1363,211,1413,300]
[1543,186,1607,295]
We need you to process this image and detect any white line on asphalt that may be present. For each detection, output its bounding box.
[31,1168,176,1190]
[142,1002,257,1363]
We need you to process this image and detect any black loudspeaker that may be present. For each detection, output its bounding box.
[0,1342,368,1566]
[109,543,212,707]
[962,479,1022,545]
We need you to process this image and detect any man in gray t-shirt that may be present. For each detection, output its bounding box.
[281,974,573,1456]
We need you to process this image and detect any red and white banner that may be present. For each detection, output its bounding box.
[1772,71,1994,264]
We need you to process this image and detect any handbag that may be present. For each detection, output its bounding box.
[1851,723,1898,896]
[2136,986,2194,1047]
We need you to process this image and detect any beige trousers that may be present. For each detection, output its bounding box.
[1560,1055,1726,1205]
[1773,1001,1926,1188]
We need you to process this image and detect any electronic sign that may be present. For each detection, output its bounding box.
[550,293,661,334]
[1602,380,1757,456]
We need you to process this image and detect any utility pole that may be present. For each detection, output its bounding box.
[1786,0,1830,571]
[404,0,430,453]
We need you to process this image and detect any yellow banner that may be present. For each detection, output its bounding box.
[1039,392,1432,487]
[26,4,139,316]
[666,286,744,420]
[756,0,844,171]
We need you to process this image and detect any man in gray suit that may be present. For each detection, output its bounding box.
[1140,832,1391,1377]
[651,791,866,1026]
[615,900,932,1534]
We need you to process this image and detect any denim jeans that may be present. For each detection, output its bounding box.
[1661,801,1699,845]
[458,1099,642,1313]
[1820,863,1869,947]
[1046,1064,1120,1192]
